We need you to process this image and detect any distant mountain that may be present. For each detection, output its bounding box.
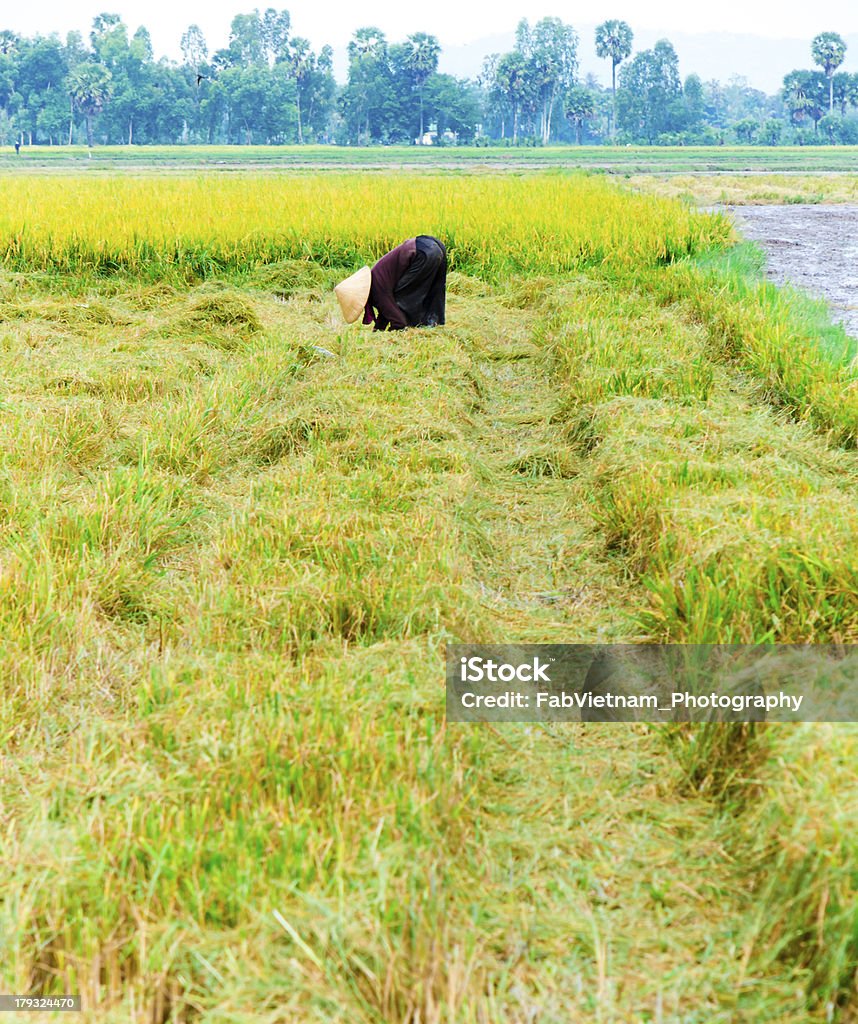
[437,27,858,96]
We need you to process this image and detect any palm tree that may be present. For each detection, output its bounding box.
[495,51,529,144]
[811,31,847,113]
[347,27,387,144]
[595,19,633,141]
[783,72,816,135]
[406,32,440,143]
[67,62,112,153]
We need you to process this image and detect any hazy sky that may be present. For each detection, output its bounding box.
[4,0,858,60]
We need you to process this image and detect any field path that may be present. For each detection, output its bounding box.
[418,292,788,1021]
[456,314,626,641]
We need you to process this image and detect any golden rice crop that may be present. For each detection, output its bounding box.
[1,167,855,1022]
[0,172,732,277]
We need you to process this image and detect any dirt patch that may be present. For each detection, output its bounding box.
[726,204,858,338]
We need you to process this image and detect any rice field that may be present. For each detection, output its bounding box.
[6,143,858,172]
[0,172,727,277]
[0,169,856,1023]
[630,171,858,205]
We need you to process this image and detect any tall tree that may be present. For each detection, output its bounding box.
[90,18,158,144]
[181,25,209,141]
[227,12,266,66]
[288,36,313,143]
[89,13,126,70]
[734,117,757,144]
[386,43,419,141]
[404,32,440,142]
[300,44,335,142]
[595,19,633,140]
[761,118,783,145]
[261,8,291,65]
[494,50,530,143]
[0,32,20,145]
[67,60,112,151]
[720,75,769,125]
[564,85,595,144]
[181,24,208,73]
[479,53,508,138]
[616,39,681,143]
[12,34,68,145]
[424,73,481,142]
[782,69,827,133]
[831,71,854,116]
[218,61,295,143]
[516,18,578,143]
[683,73,705,132]
[811,31,847,112]
[343,27,388,143]
[64,30,88,143]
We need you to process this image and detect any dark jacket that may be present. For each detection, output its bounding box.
[363,236,447,331]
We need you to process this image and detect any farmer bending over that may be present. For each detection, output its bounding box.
[335,236,446,331]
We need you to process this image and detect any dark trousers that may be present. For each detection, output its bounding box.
[394,235,447,327]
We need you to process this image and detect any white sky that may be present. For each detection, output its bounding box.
[3,0,858,60]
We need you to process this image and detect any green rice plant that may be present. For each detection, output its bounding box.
[639,251,858,446]
[663,721,769,802]
[540,276,858,643]
[662,723,858,1014]
[734,725,858,1011]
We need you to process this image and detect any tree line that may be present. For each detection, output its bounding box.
[1,10,857,148]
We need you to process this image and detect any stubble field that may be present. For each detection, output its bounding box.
[0,167,856,1023]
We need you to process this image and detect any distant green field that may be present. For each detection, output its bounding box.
[3,143,858,173]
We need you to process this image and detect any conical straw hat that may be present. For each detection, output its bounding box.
[334,266,371,323]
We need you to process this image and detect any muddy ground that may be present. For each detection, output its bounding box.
[726,203,858,338]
